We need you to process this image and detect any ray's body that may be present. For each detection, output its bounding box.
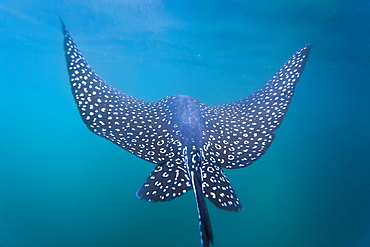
[61,21,311,247]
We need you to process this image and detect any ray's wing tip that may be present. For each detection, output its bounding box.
[293,44,312,67]
[300,44,312,54]
[59,17,68,35]
[59,16,64,25]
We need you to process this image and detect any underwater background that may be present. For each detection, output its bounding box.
[0,0,369,246]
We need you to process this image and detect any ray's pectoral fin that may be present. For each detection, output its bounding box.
[62,18,312,247]
[205,45,312,170]
[62,20,182,167]
[199,45,311,214]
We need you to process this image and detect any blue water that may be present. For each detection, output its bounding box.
[1,1,369,246]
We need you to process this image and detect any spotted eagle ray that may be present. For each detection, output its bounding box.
[61,20,311,247]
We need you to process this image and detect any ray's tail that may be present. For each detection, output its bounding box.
[192,170,214,247]
[188,151,214,247]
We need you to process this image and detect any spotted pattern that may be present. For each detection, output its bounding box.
[205,46,311,169]
[136,160,192,201]
[64,30,178,165]
[201,157,243,211]
[62,20,310,246]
